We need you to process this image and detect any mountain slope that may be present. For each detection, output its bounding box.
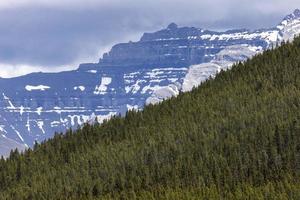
[0,34,299,199]
[0,9,300,155]
[0,136,25,158]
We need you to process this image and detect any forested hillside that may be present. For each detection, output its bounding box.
[0,37,300,199]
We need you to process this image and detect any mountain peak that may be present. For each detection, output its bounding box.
[167,23,178,30]
[293,9,300,16]
[283,9,300,21]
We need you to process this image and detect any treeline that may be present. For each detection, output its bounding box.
[0,37,300,199]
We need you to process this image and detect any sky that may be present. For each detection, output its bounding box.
[0,0,299,78]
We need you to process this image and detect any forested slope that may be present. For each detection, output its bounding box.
[0,37,300,199]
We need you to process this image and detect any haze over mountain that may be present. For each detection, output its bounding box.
[0,9,299,157]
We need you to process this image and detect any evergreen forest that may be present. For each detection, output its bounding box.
[0,37,300,199]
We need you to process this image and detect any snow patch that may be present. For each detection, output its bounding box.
[36,107,43,115]
[94,77,112,95]
[10,125,24,143]
[141,85,162,94]
[2,93,16,109]
[25,85,50,91]
[66,112,117,126]
[37,121,45,134]
[125,80,145,94]
[126,104,139,111]
[0,125,7,134]
[26,116,30,132]
[183,44,262,92]
[182,63,221,92]
[74,86,85,91]
[19,106,24,116]
[87,70,97,74]
[146,84,180,105]
[51,121,60,127]
[278,18,300,41]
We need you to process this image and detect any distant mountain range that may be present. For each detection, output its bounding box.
[0,9,299,157]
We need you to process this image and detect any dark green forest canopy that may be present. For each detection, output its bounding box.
[0,37,300,199]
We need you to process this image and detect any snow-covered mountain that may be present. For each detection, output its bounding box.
[0,9,300,157]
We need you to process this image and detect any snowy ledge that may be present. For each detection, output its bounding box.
[25,85,50,91]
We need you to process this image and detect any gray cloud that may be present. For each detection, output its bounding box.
[0,0,299,77]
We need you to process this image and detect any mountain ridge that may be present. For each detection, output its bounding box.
[0,9,299,156]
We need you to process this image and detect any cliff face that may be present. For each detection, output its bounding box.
[0,10,300,156]
[98,24,270,68]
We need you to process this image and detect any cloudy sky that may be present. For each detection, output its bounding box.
[0,0,299,77]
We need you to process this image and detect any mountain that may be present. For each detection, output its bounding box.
[0,33,299,199]
[0,9,300,155]
[0,136,25,158]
